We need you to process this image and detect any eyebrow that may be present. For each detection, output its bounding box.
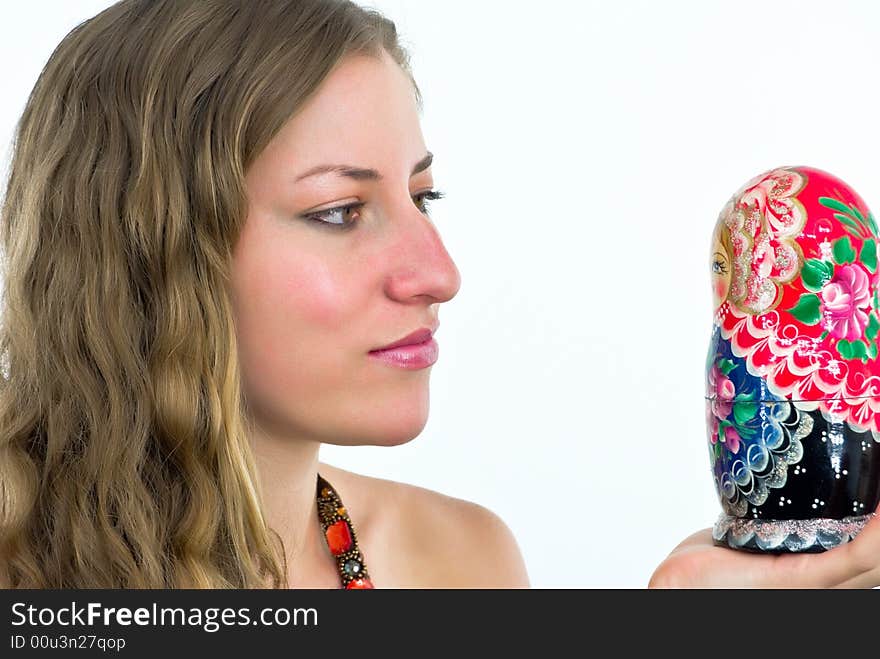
[294,152,433,182]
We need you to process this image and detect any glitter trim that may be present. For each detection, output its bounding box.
[712,513,874,553]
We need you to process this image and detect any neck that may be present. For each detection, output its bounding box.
[248,423,327,583]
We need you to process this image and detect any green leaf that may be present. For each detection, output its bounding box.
[717,359,736,376]
[843,226,863,241]
[801,259,833,292]
[850,205,867,223]
[733,401,758,426]
[834,213,863,234]
[787,293,822,325]
[837,339,853,360]
[869,341,878,361]
[868,212,879,237]
[820,330,830,341]
[866,314,880,342]
[851,340,869,360]
[861,238,878,274]
[820,197,855,216]
[833,236,857,264]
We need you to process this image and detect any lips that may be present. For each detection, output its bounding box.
[371,327,436,352]
[368,326,440,370]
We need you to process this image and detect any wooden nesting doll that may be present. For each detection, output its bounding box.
[708,166,880,552]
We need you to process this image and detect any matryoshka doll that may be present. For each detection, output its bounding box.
[707,166,880,552]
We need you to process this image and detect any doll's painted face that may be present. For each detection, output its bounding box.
[230,50,461,448]
[710,226,732,308]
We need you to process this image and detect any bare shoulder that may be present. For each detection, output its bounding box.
[318,462,530,588]
[398,484,531,589]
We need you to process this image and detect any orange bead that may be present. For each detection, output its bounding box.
[346,578,374,589]
[325,520,353,556]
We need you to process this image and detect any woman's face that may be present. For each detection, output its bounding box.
[231,51,460,447]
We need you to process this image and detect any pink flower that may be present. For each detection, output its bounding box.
[821,264,871,342]
[708,364,735,419]
[722,425,741,454]
[707,405,719,443]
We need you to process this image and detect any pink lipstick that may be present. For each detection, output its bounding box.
[369,327,439,370]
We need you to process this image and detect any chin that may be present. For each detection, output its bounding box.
[352,383,430,442]
[370,423,425,447]
[361,412,430,447]
[332,399,430,448]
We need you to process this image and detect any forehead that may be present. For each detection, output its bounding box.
[269,51,424,165]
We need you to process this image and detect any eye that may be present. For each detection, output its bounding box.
[712,258,729,275]
[413,189,445,216]
[299,190,446,229]
[301,203,364,228]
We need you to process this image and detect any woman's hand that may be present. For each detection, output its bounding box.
[649,506,880,588]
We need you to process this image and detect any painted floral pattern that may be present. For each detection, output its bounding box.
[712,167,880,435]
[722,168,807,314]
[820,264,871,341]
[706,328,811,516]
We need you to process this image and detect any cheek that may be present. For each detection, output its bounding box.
[231,233,369,400]
[280,258,351,328]
[713,274,730,306]
[238,253,359,356]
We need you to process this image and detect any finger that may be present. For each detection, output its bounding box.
[671,528,715,552]
[833,569,879,589]
[829,508,880,589]
[752,551,828,588]
[688,532,865,588]
[660,513,880,588]
[770,508,880,589]
[668,531,820,588]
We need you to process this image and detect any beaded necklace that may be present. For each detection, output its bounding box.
[316,474,374,589]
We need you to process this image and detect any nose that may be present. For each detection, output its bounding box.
[382,202,461,304]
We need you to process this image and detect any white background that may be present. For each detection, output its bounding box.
[2,1,879,587]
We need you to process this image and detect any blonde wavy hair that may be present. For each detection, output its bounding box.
[0,0,419,588]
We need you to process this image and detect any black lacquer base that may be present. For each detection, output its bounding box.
[714,407,880,552]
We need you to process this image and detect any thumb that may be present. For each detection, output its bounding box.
[802,504,880,589]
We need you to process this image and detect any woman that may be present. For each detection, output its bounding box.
[0,0,529,589]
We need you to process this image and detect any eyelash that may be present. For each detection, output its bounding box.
[301,190,446,229]
[712,259,729,275]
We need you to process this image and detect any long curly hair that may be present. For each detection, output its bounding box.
[0,0,419,588]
